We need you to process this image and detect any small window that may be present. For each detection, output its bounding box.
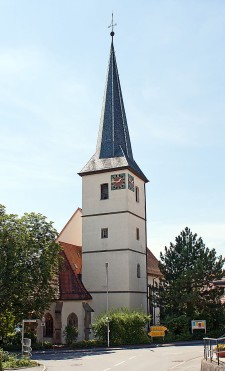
[101,228,108,239]
[135,186,139,202]
[67,312,78,328]
[137,264,141,278]
[136,228,140,240]
[101,183,109,200]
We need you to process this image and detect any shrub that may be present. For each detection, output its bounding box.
[3,357,38,369]
[160,315,225,342]
[214,343,225,351]
[4,330,37,347]
[63,325,78,345]
[92,308,150,345]
[0,349,3,371]
[0,348,38,369]
[164,315,190,335]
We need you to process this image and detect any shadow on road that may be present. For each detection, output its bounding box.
[32,349,116,361]
[31,341,203,361]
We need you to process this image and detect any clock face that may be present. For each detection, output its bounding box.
[111,173,126,190]
[128,174,134,192]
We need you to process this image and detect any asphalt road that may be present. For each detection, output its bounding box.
[32,344,203,371]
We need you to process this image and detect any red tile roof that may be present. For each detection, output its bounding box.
[58,241,91,301]
[60,242,82,275]
[147,248,163,278]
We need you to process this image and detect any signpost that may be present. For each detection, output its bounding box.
[21,319,37,357]
[191,320,206,334]
[148,326,168,340]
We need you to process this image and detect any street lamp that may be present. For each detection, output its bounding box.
[105,262,110,347]
[152,277,157,325]
[41,316,46,347]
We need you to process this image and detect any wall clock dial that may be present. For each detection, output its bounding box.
[111,173,126,190]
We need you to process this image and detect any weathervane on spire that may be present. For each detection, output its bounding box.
[108,13,117,37]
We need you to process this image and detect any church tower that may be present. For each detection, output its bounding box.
[79,28,149,317]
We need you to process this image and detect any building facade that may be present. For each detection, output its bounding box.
[38,31,151,343]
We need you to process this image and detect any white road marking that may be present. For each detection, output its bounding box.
[129,356,136,360]
[114,361,126,366]
[103,368,111,371]
[168,360,186,369]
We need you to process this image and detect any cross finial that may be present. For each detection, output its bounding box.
[108,13,117,37]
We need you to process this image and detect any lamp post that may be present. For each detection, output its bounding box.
[105,262,110,347]
[153,277,156,325]
[41,316,45,347]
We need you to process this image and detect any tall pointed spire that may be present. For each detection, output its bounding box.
[79,26,148,182]
[96,40,133,160]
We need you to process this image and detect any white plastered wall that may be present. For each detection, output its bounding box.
[61,301,85,342]
[148,276,160,325]
[56,208,82,246]
[82,168,147,317]
[82,170,146,218]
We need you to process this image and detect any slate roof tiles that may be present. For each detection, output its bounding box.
[79,38,148,183]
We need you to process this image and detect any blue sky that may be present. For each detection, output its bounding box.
[0,0,224,259]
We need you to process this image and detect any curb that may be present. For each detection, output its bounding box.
[32,340,204,355]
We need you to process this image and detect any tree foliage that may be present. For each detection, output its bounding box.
[0,205,61,338]
[92,308,150,345]
[158,227,225,330]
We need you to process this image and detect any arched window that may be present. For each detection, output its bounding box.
[67,313,78,328]
[44,313,53,337]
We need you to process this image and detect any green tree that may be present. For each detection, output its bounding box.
[0,205,61,339]
[92,308,150,345]
[158,227,225,331]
